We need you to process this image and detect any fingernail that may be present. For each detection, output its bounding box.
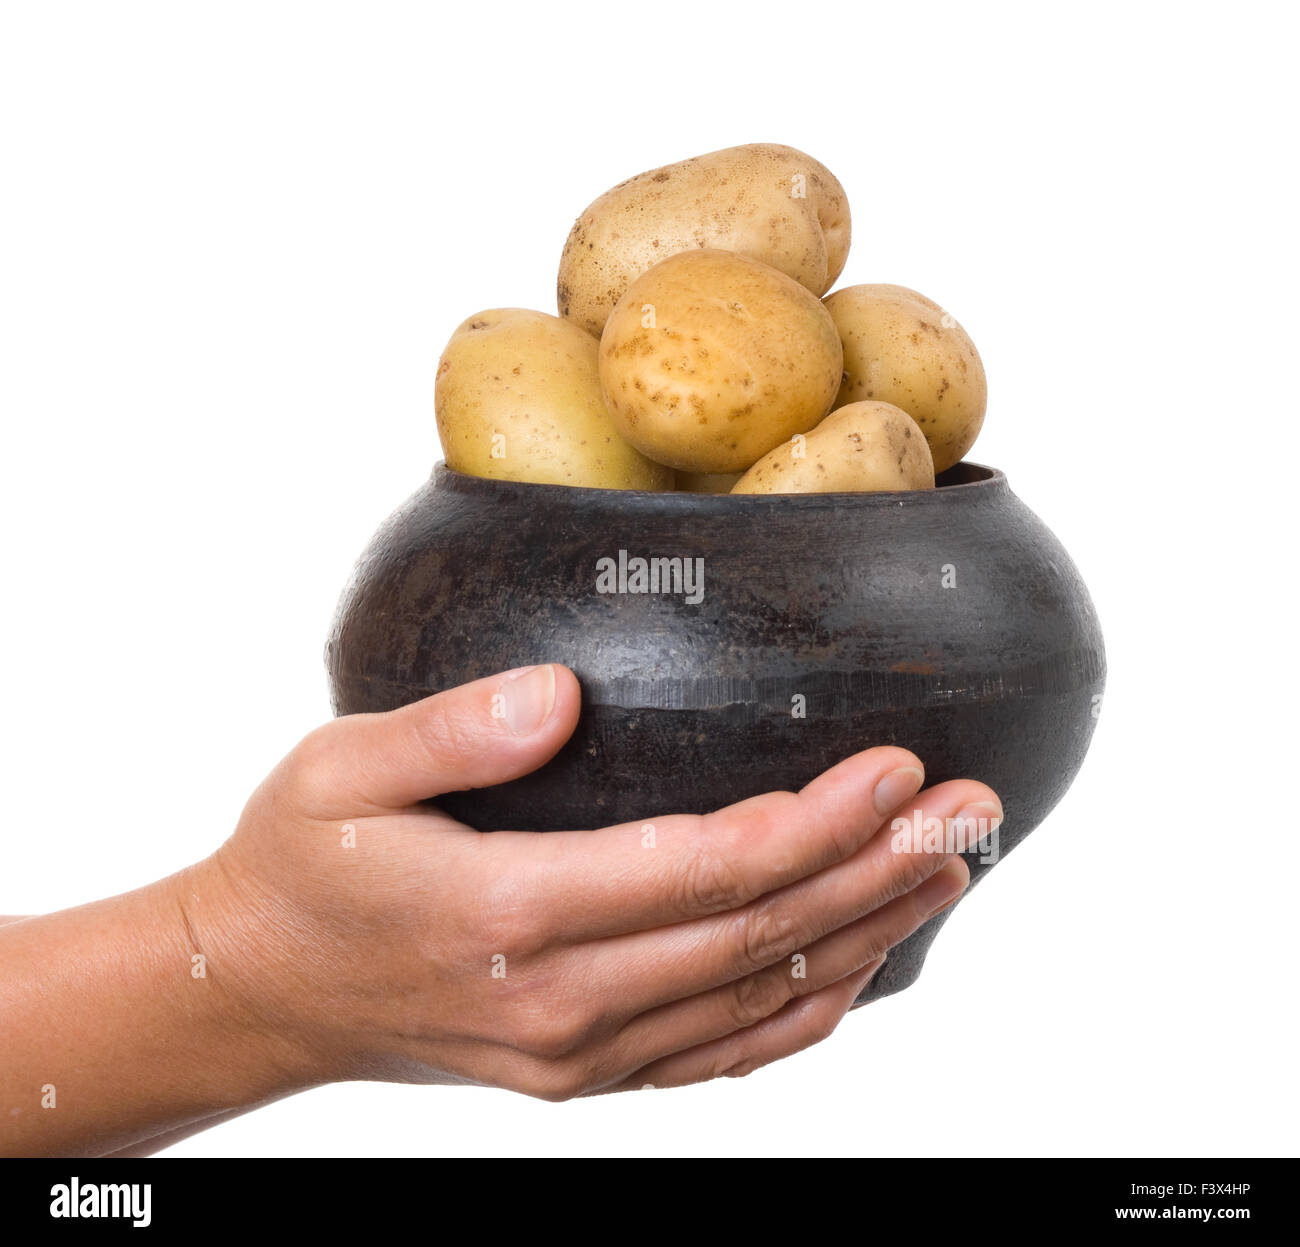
[502,665,557,735]
[950,801,1003,851]
[913,863,968,917]
[873,766,925,817]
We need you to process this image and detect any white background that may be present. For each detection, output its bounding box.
[1,2,1296,1157]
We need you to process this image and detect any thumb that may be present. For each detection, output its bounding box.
[294,664,581,815]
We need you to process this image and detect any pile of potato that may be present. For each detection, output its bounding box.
[435,144,987,495]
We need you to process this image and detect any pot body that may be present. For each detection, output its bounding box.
[327,463,1105,1000]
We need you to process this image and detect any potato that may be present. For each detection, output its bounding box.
[599,250,843,474]
[674,470,742,493]
[731,401,934,494]
[559,143,851,338]
[435,309,672,490]
[824,284,987,474]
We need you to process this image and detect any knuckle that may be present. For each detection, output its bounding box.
[677,845,750,916]
[474,913,525,962]
[705,991,852,1085]
[799,800,859,864]
[743,791,801,840]
[725,966,793,1031]
[734,904,803,976]
[474,879,548,958]
[492,969,599,1062]
[407,702,479,774]
[720,1056,764,1080]
[804,998,845,1047]
[495,996,553,1055]
[856,933,893,968]
[523,1011,593,1062]
[286,724,340,800]
[724,792,803,863]
[529,1061,596,1103]
[880,851,947,907]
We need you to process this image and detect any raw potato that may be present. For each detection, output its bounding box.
[435,309,672,490]
[559,143,851,338]
[599,250,844,474]
[732,401,934,494]
[675,470,742,493]
[824,284,987,474]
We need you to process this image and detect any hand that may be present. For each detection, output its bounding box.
[191,663,1000,1099]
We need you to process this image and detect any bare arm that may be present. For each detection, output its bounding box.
[0,868,314,1158]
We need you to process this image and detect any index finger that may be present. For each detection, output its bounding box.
[490,746,927,944]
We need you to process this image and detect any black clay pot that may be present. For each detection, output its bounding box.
[327,462,1105,1002]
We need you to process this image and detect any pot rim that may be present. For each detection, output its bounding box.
[432,460,1008,509]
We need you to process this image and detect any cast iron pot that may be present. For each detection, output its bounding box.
[327,461,1105,1002]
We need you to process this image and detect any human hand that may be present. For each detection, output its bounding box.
[189,664,1000,1099]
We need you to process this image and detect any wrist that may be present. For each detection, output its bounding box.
[167,853,339,1097]
[0,864,323,1157]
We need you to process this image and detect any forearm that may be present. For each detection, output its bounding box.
[0,864,315,1157]
[98,1104,278,1157]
